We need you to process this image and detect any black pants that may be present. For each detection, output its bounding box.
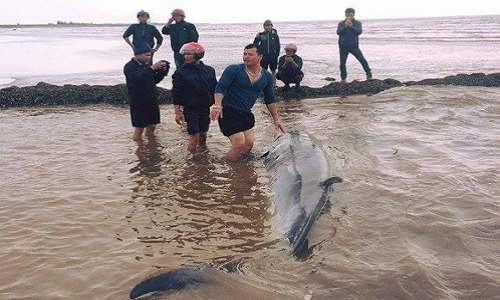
[173,51,184,69]
[339,47,371,79]
[276,71,303,85]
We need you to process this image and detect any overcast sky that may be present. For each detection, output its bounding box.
[1,0,499,25]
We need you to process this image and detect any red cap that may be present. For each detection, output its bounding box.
[171,9,185,17]
[284,43,297,52]
[179,42,205,59]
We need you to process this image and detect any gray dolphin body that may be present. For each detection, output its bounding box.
[130,267,209,299]
[264,131,342,256]
[129,131,342,298]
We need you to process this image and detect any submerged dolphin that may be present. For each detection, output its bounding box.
[263,131,342,256]
[129,131,342,298]
[130,267,209,299]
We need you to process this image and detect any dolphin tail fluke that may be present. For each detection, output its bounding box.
[319,176,343,189]
[129,267,207,299]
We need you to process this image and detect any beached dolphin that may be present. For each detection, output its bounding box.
[263,131,342,256]
[130,267,209,299]
[129,131,342,298]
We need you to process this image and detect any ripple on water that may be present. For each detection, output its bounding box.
[1,89,500,300]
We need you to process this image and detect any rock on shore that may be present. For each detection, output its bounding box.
[1,73,499,108]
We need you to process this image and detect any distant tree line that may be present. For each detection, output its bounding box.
[55,21,93,25]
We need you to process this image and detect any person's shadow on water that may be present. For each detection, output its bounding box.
[130,136,167,177]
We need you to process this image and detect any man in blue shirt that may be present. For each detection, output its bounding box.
[210,44,285,161]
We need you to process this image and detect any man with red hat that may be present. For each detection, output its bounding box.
[171,42,218,151]
[276,43,304,92]
[162,9,199,69]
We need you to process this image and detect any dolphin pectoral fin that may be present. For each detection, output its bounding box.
[319,176,343,189]
[130,267,207,299]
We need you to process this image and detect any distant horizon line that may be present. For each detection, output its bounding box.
[1,13,498,28]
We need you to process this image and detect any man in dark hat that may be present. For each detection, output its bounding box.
[253,19,280,86]
[124,43,170,141]
[123,10,163,64]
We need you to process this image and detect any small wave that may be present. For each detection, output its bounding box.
[0,77,15,86]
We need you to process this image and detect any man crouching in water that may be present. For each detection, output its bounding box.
[124,43,169,141]
[171,42,218,151]
[210,43,285,161]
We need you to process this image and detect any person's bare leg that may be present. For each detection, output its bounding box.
[226,129,254,161]
[133,127,144,141]
[145,125,156,136]
[226,132,246,161]
[241,129,254,155]
[187,133,199,151]
[272,69,277,86]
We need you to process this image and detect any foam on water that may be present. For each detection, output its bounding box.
[0,77,15,86]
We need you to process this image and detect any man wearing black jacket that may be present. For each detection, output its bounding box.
[171,42,217,151]
[124,43,170,141]
[337,8,373,83]
[162,9,199,69]
[123,10,163,64]
[253,19,280,86]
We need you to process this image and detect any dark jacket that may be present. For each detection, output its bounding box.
[337,19,363,48]
[171,61,217,111]
[123,59,168,105]
[123,23,163,48]
[162,20,199,52]
[253,29,280,56]
[278,54,304,75]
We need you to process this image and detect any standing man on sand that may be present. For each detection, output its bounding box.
[210,44,285,161]
[337,7,373,83]
[253,20,280,87]
[123,10,163,64]
[124,43,170,141]
[162,9,199,69]
[172,42,218,151]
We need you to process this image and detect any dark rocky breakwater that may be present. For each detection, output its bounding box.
[1,73,499,108]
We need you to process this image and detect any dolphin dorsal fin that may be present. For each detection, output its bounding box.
[319,176,343,189]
